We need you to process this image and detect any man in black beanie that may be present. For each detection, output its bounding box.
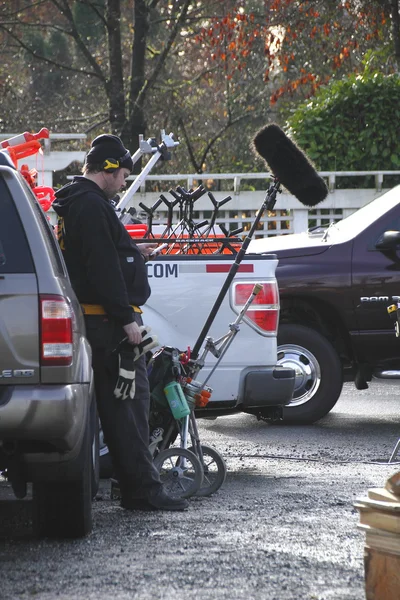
[53,134,188,511]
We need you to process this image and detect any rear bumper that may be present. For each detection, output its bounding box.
[195,365,295,417]
[241,365,295,408]
[0,383,91,452]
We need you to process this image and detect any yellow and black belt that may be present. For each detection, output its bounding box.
[81,303,142,315]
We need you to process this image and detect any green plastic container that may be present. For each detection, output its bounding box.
[163,381,190,419]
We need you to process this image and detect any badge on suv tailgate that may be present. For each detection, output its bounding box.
[0,369,35,378]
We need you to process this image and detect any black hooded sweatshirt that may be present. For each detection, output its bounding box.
[53,177,150,326]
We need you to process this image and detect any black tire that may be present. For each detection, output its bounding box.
[154,448,203,499]
[188,445,227,497]
[277,324,343,424]
[32,408,93,539]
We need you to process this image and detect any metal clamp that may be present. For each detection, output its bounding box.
[139,135,158,154]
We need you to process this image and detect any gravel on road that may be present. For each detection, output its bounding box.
[1,385,399,600]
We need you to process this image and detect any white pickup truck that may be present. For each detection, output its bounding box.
[143,250,295,419]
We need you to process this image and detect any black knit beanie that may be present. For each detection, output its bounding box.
[85,134,133,172]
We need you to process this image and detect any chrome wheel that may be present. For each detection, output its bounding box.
[277,324,343,423]
[277,343,321,407]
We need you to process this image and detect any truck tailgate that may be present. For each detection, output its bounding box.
[144,254,279,402]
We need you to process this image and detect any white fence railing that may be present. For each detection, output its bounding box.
[3,132,396,235]
[127,171,400,237]
[1,133,399,235]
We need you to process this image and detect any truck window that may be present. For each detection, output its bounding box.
[0,177,34,274]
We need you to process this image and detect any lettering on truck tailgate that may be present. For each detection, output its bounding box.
[147,262,255,278]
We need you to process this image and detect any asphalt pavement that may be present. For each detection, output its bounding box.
[1,381,400,600]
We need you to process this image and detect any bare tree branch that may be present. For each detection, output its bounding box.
[152,66,219,92]
[0,18,71,35]
[52,0,107,83]
[177,117,201,173]
[0,0,49,18]
[85,117,110,134]
[49,0,66,12]
[81,0,107,25]
[57,112,108,124]
[149,0,162,9]
[0,23,102,78]
[131,0,192,113]
[199,113,254,170]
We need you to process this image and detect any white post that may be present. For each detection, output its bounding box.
[292,208,309,234]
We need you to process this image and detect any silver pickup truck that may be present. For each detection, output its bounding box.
[0,151,97,539]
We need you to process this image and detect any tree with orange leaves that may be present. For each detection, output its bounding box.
[196,1,399,107]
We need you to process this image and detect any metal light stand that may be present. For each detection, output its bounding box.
[191,178,281,359]
[116,131,179,216]
[191,283,263,384]
[180,283,263,469]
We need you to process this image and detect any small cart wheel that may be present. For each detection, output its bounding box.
[189,445,227,497]
[154,447,204,499]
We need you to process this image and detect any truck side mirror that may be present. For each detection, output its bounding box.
[375,230,400,250]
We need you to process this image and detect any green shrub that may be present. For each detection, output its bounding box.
[285,71,400,187]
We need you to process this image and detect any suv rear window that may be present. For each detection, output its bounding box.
[0,176,34,273]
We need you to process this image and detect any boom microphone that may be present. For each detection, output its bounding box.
[252,124,328,207]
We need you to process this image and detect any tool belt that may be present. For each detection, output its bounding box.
[81,303,142,316]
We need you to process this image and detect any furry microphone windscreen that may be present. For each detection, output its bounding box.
[252,124,328,207]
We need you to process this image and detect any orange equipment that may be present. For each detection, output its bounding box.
[1,128,55,213]
[0,128,49,149]
[7,141,42,168]
[33,187,56,212]
[20,164,38,188]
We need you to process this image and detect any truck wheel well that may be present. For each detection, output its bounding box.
[279,297,353,369]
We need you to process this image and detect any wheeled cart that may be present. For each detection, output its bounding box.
[149,395,227,499]
[148,283,263,499]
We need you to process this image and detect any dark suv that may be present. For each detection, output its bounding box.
[0,151,98,538]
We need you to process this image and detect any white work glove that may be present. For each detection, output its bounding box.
[114,326,159,400]
[132,325,159,361]
[114,351,137,400]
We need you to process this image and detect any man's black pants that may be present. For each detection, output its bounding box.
[85,313,161,499]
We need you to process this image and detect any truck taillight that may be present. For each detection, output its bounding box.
[40,295,73,366]
[232,282,279,334]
